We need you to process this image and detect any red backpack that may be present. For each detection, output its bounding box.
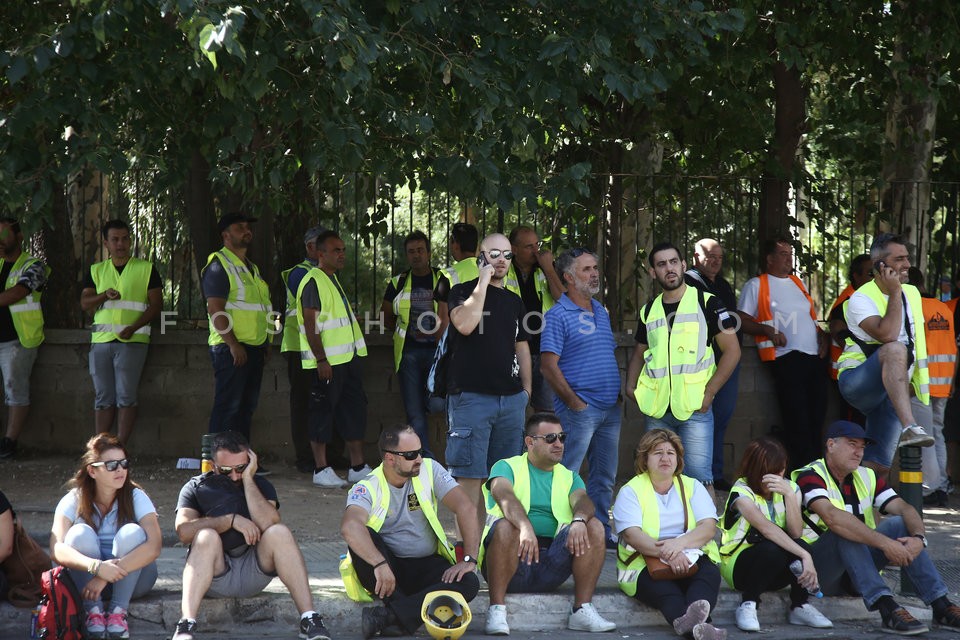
[36,566,85,640]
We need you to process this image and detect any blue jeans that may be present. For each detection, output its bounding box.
[838,350,901,468]
[65,523,157,610]
[645,408,714,484]
[810,516,947,609]
[556,402,621,539]
[208,343,266,440]
[398,347,436,457]
[446,391,527,478]
[711,363,740,479]
[529,353,556,412]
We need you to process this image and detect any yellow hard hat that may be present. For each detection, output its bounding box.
[421,590,472,640]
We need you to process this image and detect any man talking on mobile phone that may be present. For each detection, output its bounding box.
[837,233,935,479]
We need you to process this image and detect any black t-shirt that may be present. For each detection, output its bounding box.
[0,261,18,343]
[684,268,742,358]
[634,290,737,347]
[434,273,452,304]
[383,272,438,348]
[0,489,12,519]
[447,279,529,395]
[516,268,544,352]
[82,262,162,291]
[176,472,279,552]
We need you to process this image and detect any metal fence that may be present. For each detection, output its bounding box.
[59,172,960,330]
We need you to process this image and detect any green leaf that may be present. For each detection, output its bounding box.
[5,58,28,85]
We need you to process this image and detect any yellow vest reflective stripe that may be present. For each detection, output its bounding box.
[91,257,153,344]
[6,253,46,348]
[357,458,456,563]
[204,248,271,347]
[718,478,791,586]
[296,268,367,368]
[634,286,716,421]
[504,265,556,313]
[616,474,720,597]
[790,459,876,543]
[479,454,574,564]
[838,281,930,403]
[280,260,313,353]
[389,268,441,371]
[441,259,479,287]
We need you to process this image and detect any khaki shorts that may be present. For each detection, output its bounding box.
[205,545,276,599]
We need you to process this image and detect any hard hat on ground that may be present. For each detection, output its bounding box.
[421,590,472,640]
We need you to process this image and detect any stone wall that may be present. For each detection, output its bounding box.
[22,330,839,481]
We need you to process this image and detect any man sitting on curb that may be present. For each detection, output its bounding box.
[173,431,331,640]
[481,412,616,635]
[340,424,480,639]
[793,420,960,635]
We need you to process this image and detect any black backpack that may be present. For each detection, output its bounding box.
[427,325,452,398]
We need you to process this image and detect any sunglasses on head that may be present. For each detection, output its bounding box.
[383,448,424,461]
[215,462,249,475]
[482,249,514,260]
[529,432,568,444]
[91,458,129,472]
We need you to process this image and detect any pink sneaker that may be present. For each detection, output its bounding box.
[105,606,129,639]
[86,607,107,639]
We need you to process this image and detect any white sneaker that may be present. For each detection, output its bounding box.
[312,467,347,488]
[900,424,935,448]
[485,604,510,636]
[348,464,373,482]
[789,603,833,628]
[568,603,616,632]
[735,601,760,632]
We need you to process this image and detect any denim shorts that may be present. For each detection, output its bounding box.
[445,391,526,478]
[838,350,903,468]
[0,339,38,405]
[481,520,574,592]
[89,342,149,408]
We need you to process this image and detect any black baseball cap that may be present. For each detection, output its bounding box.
[217,212,258,233]
[824,420,875,444]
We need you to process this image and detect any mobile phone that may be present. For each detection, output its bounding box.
[477,253,489,268]
[874,260,886,273]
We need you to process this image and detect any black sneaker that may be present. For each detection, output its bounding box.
[934,604,960,630]
[299,612,331,640]
[0,437,16,459]
[255,464,272,477]
[171,618,197,640]
[362,606,390,639]
[881,608,928,635]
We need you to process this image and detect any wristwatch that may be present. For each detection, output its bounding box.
[913,534,928,548]
[571,517,587,525]
[462,555,478,564]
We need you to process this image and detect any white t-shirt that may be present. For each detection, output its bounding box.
[611,478,717,539]
[739,275,820,357]
[55,487,156,559]
[846,288,917,376]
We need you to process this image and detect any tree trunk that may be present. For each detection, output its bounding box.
[36,183,82,328]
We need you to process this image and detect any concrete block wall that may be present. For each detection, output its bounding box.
[21,330,829,482]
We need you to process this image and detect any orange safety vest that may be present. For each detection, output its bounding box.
[921,297,957,398]
[753,274,819,362]
[828,284,856,381]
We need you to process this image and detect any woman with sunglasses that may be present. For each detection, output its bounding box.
[50,433,160,639]
[612,429,725,640]
[719,437,832,631]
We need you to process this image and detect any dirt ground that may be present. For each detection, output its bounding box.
[2,452,352,545]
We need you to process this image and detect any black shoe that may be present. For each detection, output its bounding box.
[881,607,929,635]
[172,618,197,640]
[362,606,390,639]
[299,613,331,640]
[712,478,733,492]
[255,464,272,477]
[934,603,960,629]
[0,437,16,460]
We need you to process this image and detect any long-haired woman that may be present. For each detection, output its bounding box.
[50,433,160,639]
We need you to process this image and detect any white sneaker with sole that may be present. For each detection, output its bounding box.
[789,603,833,628]
[313,467,347,488]
[568,603,616,632]
[348,464,373,482]
[900,424,935,448]
[735,601,760,632]
[485,604,510,636]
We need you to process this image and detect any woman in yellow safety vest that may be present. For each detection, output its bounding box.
[612,429,724,640]
[718,437,832,632]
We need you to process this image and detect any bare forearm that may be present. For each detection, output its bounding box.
[244,479,280,529]
[176,515,232,545]
[450,287,489,335]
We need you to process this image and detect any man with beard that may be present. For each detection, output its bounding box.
[540,248,621,548]
[0,218,47,459]
[172,431,332,640]
[445,233,532,526]
[201,213,273,459]
[837,233,935,477]
[340,424,480,639]
[81,219,162,446]
[739,237,828,469]
[627,242,740,491]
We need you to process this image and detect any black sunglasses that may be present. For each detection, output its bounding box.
[482,249,514,260]
[383,448,424,461]
[91,458,130,472]
[528,432,568,444]
[215,462,249,475]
